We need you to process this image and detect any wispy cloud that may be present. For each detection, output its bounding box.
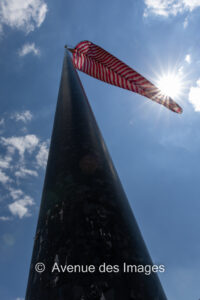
[0,0,48,34]
[0,112,49,219]
[0,169,11,184]
[0,216,11,221]
[15,167,38,178]
[18,43,40,57]
[11,110,33,122]
[185,54,191,64]
[0,155,11,169]
[188,79,200,112]
[36,141,49,168]
[2,233,15,246]
[1,134,39,158]
[9,188,24,200]
[144,0,200,17]
[183,16,189,28]
[0,118,5,134]
[160,128,195,152]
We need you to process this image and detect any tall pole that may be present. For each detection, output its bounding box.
[25,50,167,300]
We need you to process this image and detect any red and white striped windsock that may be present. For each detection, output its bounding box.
[70,40,182,114]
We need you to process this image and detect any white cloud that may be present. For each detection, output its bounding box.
[144,0,183,17]
[8,188,35,218]
[0,155,11,169]
[184,0,200,11]
[0,118,4,126]
[9,188,23,200]
[0,0,48,34]
[36,141,49,168]
[15,167,38,178]
[2,233,15,246]
[18,43,40,57]
[160,128,193,151]
[0,216,11,221]
[185,54,191,64]
[0,114,50,220]
[16,298,24,300]
[9,195,34,218]
[0,170,11,184]
[11,110,33,122]
[183,16,189,28]
[1,134,39,158]
[144,0,200,17]
[188,79,200,111]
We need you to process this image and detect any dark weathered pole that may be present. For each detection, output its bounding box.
[25,50,167,300]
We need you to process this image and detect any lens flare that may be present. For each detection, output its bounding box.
[157,73,182,98]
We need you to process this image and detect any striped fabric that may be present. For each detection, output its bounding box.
[71,41,182,114]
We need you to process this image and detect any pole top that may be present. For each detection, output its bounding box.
[64,45,74,53]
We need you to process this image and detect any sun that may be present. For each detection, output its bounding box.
[157,73,182,99]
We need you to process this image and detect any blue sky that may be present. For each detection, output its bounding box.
[0,0,200,299]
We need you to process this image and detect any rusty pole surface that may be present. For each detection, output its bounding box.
[25,50,167,300]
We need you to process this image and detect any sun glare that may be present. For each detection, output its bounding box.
[157,73,182,99]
